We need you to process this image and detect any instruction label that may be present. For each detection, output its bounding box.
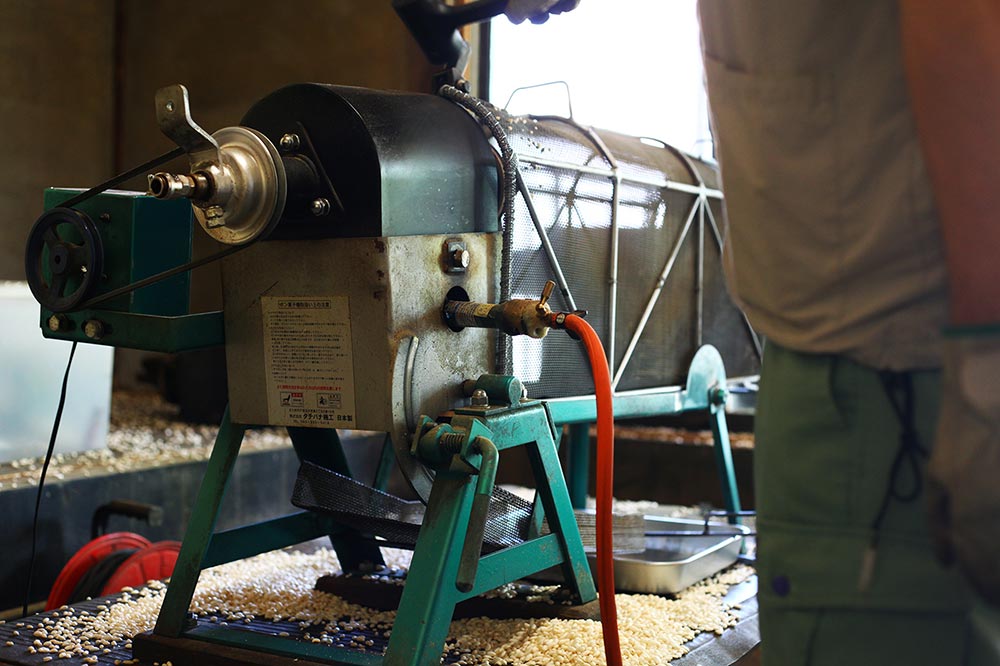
[261,295,356,427]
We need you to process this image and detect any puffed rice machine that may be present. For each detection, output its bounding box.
[22,1,759,664]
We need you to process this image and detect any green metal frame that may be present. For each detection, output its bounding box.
[148,345,740,666]
[42,188,194,316]
[152,399,595,666]
[41,309,224,352]
[547,345,742,516]
[39,189,224,354]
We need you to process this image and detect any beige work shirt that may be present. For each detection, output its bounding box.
[699,0,948,371]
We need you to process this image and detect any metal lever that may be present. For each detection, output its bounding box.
[154,84,221,169]
[456,436,499,593]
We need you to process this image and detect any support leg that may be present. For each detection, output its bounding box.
[383,472,476,666]
[710,400,742,520]
[528,430,597,603]
[566,422,591,509]
[287,427,384,572]
[372,432,395,491]
[155,407,246,637]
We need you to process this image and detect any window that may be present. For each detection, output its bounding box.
[488,0,713,160]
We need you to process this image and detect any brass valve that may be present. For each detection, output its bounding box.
[443,280,585,338]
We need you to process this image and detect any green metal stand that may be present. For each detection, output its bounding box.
[149,347,741,665]
[155,407,246,637]
[150,390,596,666]
[547,344,742,517]
[387,403,595,665]
[566,422,590,509]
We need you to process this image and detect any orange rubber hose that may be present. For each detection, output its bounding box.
[564,314,622,666]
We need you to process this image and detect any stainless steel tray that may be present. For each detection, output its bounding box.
[532,513,749,594]
[601,515,749,594]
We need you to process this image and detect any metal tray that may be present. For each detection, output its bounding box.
[602,515,749,594]
[532,513,749,594]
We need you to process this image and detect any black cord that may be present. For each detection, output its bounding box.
[859,370,927,590]
[68,548,138,603]
[22,341,77,617]
[871,370,927,533]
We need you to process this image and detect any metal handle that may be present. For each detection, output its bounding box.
[91,499,164,539]
[456,436,499,593]
[393,0,506,66]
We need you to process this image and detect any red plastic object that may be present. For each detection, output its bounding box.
[46,532,152,610]
[564,314,621,666]
[101,541,181,596]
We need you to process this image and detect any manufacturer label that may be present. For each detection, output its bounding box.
[261,295,356,427]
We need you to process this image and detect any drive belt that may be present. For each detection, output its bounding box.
[60,147,254,310]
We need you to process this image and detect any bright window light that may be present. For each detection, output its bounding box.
[488,0,713,160]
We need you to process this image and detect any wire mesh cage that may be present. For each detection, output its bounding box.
[502,113,761,399]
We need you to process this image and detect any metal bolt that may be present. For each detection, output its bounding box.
[451,248,471,270]
[444,240,469,274]
[279,133,300,152]
[83,319,105,340]
[99,213,111,223]
[521,386,529,400]
[471,389,489,407]
[47,314,69,332]
[710,387,728,406]
[310,198,331,217]
[440,432,467,452]
[204,205,225,228]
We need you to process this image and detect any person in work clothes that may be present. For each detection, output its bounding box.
[698,1,1000,663]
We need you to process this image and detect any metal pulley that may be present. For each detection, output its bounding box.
[147,84,287,245]
[24,207,105,312]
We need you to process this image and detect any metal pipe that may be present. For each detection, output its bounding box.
[696,196,705,348]
[608,172,621,378]
[148,171,211,200]
[546,386,686,425]
[611,199,700,389]
[571,126,622,379]
[403,335,419,432]
[517,155,723,199]
[703,204,764,360]
[515,171,578,311]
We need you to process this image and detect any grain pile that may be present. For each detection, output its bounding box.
[0,392,291,490]
[2,546,752,665]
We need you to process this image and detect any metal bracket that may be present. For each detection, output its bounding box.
[155,84,221,169]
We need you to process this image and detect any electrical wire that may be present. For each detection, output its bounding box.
[22,341,77,617]
[438,84,517,374]
[563,314,622,666]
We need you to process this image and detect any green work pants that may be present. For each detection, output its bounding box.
[754,343,998,665]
